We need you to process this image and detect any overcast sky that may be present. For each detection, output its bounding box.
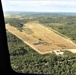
[1,0,76,12]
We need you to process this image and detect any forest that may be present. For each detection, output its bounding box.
[6,31,76,74]
[5,13,76,43]
[5,13,76,74]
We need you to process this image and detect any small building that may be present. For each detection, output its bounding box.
[52,50,64,56]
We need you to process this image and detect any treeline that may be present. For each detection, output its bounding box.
[5,14,76,74]
[6,31,76,74]
[5,14,76,43]
[5,18,28,31]
[34,15,76,43]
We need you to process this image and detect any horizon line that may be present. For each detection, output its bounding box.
[4,11,76,13]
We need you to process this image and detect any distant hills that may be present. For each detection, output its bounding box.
[4,11,76,16]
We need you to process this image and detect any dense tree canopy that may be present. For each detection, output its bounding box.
[5,13,76,74]
[5,13,76,43]
[6,31,76,74]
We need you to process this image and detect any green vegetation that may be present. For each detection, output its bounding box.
[44,22,76,43]
[35,15,76,43]
[33,40,49,46]
[5,13,76,74]
[7,31,76,74]
[5,14,76,43]
[23,27,33,34]
[5,18,28,31]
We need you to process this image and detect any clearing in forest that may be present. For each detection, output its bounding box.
[6,22,76,54]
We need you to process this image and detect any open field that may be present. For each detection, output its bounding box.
[6,22,76,54]
[4,14,22,18]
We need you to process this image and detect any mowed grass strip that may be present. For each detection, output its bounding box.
[6,22,76,54]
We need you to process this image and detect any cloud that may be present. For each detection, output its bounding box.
[1,0,76,12]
